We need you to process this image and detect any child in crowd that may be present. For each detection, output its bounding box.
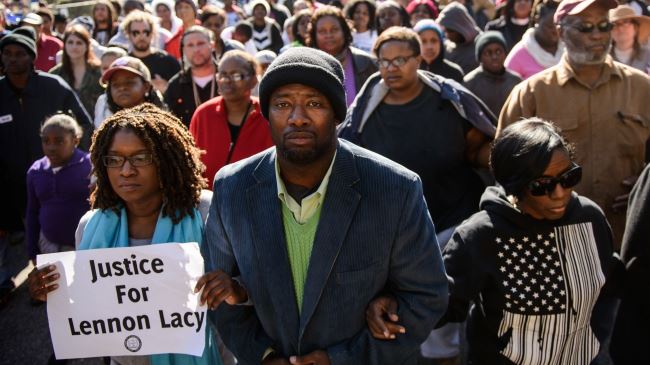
[95,47,129,128]
[252,50,276,96]
[464,31,521,118]
[26,114,92,263]
[99,46,128,73]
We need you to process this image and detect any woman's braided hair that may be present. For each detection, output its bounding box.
[90,103,206,223]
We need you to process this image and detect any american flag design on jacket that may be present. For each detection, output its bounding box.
[494,222,605,365]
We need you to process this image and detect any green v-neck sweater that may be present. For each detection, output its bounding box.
[281,203,322,312]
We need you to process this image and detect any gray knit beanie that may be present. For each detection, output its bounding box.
[259,47,347,122]
[0,26,37,59]
[475,31,506,61]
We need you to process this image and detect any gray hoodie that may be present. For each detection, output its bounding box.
[437,2,482,73]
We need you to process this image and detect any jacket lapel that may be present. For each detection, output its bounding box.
[247,149,300,343]
[299,142,361,337]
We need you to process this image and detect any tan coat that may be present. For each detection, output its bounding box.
[498,55,650,247]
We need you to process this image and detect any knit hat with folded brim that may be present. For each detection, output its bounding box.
[0,26,37,59]
[259,47,347,122]
[475,30,507,61]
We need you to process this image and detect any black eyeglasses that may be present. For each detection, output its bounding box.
[130,29,151,37]
[568,21,613,33]
[527,164,582,196]
[378,55,416,69]
[103,154,154,168]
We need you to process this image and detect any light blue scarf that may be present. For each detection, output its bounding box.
[79,206,222,365]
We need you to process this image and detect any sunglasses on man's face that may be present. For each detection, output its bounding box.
[568,21,613,33]
[527,164,582,196]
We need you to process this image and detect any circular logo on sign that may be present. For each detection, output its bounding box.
[124,335,142,352]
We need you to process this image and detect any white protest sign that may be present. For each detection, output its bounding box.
[36,242,206,359]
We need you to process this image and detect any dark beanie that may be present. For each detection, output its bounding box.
[475,30,506,61]
[0,26,37,59]
[259,47,347,122]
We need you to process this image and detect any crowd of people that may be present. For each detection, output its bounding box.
[0,0,649,364]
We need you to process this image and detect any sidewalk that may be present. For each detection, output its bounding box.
[0,238,102,365]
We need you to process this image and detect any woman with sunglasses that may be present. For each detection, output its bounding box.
[27,103,237,364]
[366,118,616,365]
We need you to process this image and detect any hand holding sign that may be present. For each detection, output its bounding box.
[36,242,206,359]
[195,270,248,309]
[27,264,60,302]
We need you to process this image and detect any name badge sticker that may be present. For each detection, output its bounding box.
[0,114,13,124]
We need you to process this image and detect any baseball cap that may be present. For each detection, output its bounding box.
[554,0,618,24]
[100,56,152,86]
[20,13,43,26]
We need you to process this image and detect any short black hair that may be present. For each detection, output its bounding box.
[234,20,253,39]
[490,118,575,197]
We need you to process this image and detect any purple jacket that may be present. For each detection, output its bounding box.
[26,148,91,259]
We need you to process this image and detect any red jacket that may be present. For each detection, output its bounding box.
[190,96,274,185]
[36,34,63,72]
[165,20,201,60]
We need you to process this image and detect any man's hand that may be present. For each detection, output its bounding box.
[27,265,59,302]
[366,295,405,340]
[194,270,248,309]
[289,350,331,365]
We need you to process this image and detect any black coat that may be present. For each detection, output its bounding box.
[0,71,93,230]
[349,46,378,94]
[610,164,650,364]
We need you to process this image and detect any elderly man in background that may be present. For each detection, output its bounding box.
[498,0,650,249]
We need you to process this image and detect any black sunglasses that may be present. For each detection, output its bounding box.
[528,164,582,196]
[569,21,613,33]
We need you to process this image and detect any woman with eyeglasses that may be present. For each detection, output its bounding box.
[27,103,236,364]
[189,50,273,185]
[339,26,495,363]
[365,118,617,365]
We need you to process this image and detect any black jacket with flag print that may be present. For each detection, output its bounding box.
[440,186,616,365]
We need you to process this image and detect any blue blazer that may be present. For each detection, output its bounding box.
[204,139,448,364]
